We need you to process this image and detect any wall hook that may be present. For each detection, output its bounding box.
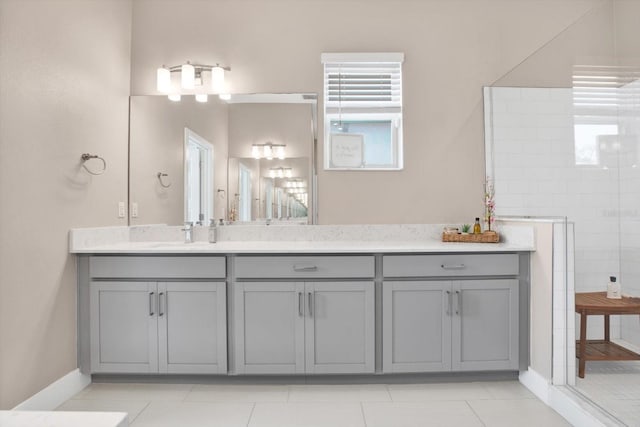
[80,153,106,175]
[157,172,171,188]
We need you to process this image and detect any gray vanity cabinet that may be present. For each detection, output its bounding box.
[86,255,228,375]
[234,281,375,374]
[383,254,520,373]
[452,279,519,371]
[233,282,305,374]
[382,281,452,372]
[90,281,158,373]
[304,281,375,374]
[90,281,227,374]
[233,255,375,375]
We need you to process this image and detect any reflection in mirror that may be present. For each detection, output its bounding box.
[184,128,214,224]
[129,94,316,225]
[227,98,315,224]
[129,96,229,225]
[228,157,309,222]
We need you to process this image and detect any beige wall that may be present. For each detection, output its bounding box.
[130,0,604,224]
[129,96,229,225]
[0,0,132,409]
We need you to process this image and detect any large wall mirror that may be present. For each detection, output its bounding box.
[129,93,317,225]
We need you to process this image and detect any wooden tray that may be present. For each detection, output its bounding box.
[442,231,499,243]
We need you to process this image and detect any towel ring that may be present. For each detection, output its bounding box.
[80,153,106,175]
[157,172,171,188]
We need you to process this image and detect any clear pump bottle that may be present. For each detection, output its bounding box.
[208,219,217,243]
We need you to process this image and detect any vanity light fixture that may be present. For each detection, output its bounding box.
[269,167,293,178]
[156,61,231,102]
[252,142,286,160]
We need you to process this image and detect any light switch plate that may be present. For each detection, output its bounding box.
[131,202,138,218]
[118,201,126,218]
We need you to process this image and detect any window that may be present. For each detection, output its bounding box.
[322,53,404,170]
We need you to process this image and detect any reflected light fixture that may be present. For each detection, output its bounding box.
[269,167,293,178]
[156,61,231,102]
[252,142,286,160]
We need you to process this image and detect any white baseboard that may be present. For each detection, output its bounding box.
[519,368,550,404]
[12,369,91,411]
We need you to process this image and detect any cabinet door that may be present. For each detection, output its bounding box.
[305,281,375,374]
[452,279,519,371]
[234,282,305,374]
[90,281,158,373]
[157,282,227,374]
[383,281,452,373]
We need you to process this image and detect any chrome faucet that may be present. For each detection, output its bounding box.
[182,222,194,243]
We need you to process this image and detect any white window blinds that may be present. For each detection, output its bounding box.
[322,53,403,112]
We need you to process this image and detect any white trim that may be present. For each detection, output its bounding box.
[321,52,404,63]
[12,369,90,411]
[519,368,550,404]
[548,387,622,427]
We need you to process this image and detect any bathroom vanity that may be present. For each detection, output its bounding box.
[72,225,533,378]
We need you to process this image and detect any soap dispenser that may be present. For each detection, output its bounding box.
[607,276,621,299]
[208,219,217,244]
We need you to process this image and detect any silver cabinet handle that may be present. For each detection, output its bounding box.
[441,264,466,270]
[159,292,165,317]
[293,265,318,272]
[455,290,462,315]
[149,292,155,316]
[298,292,303,317]
[308,292,313,317]
[446,290,452,315]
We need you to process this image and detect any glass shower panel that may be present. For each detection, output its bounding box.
[619,79,640,349]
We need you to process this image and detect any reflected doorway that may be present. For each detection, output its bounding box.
[184,128,213,225]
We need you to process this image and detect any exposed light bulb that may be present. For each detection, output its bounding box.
[156,67,171,93]
[275,145,286,160]
[195,93,208,103]
[285,169,293,178]
[269,169,276,178]
[252,145,261,159]
[168,94,181,102]
[181,63,195,89]
[263,145,273,160]
[211,66,225,93]
[277,168,284,178]
[219,93,231,101]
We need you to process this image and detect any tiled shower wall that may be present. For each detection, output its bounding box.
[486,86,640,345]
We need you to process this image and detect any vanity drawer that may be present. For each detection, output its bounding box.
[235,255,374,279]
[89,256,226,279]
[383,254,519,277]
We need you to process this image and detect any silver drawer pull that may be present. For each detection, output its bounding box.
[446,290,452,315]
[441,264,466,270]
[149,292,155,316]
[455,290,462,315]
[293,265,318,272]
[298,292,303,317]
[308,292,313,317]
[159,292,165,317]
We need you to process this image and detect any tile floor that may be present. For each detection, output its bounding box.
[56,380,572,427]
[576,360,640,427]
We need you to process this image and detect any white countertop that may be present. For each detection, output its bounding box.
[69,224,536,254]
[0,411,128,427]
[71,240,533,254]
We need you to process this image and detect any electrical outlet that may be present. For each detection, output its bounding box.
[118,201,126,218]
[131,202,139,218]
